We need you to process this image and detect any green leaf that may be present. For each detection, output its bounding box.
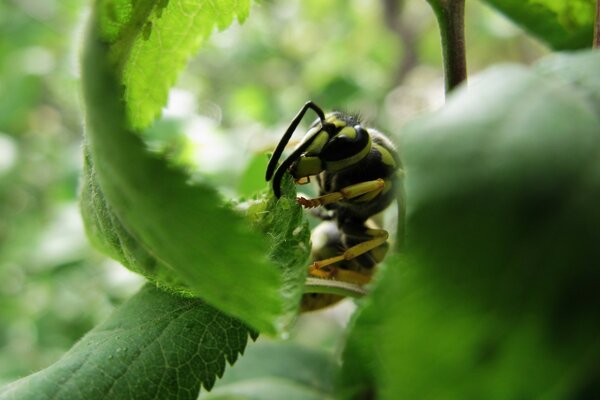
[337,259,400,400]
[81,10,287,334]
[535,51,600,116]
[80,149,189,292]
[244,174,311,328]
[341,51,600,399]
[480,0,595,50]
[98,0,251,130]
[0,284,255,400]
[200,341,338,400]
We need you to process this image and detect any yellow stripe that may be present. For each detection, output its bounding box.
[326,135,372,172]
[373,143,396,168]
[305,131,329,154]
[326,114,346,128]
[336,126,357,139]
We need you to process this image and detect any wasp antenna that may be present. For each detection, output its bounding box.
[271,130,322,197]
[266,101,326,181]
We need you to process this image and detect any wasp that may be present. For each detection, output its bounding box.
[266,101,401,310]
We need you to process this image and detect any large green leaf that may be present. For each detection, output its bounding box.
[200,341,337,400]
[81,4,291,333]
[80,149,190,292]
[535,51,600,116]
[0,285,255,400]
[341,51,600,398]
[481,0,595,50]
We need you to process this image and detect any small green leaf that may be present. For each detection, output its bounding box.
[244,174,311,328]
[98,0,251,130]
[481,0,595,50]
[0,285,254,400]
[200,341,338,400]
[341,51,600,399]
[81,12,286,334]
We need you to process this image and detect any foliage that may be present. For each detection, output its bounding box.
[1,0,599,399]
[199,341,337,400]
[98,0,251,130]
[482,0,595,50]
[0,0,139,385]
[342,51,600,399]
[0,284,255,399]
[80,1,294,335]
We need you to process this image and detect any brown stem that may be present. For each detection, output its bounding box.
[427,0,467,94]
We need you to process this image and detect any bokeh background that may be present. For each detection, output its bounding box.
[0,0,547,385]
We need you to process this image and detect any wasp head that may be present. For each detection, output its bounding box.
[266,102,371,198]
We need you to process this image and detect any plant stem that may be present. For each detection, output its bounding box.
[426,0,467,94]
[594,0,600,48]
[304,277,368,298]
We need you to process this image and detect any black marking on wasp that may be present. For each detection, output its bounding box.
[266,101,401,310]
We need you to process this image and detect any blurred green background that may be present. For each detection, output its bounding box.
[0,0,546,385]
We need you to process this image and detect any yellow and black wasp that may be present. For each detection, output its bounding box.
[266,101,401,310]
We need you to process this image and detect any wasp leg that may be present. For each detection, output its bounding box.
[297,178,385,209]
[308,228,389,281]
[308,265,372,285]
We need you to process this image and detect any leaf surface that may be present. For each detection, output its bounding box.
[247,174,311,327]
[481,0,595,50]
[0,285,255,400]
[98,0,251,130]
[341,51,600,399]
[200,341,337,400]
[81,3,295,333]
